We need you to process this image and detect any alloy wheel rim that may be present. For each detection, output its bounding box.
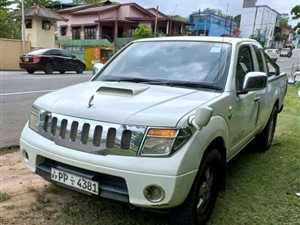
[197,167,214,214]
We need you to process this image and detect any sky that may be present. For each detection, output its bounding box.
[63,0,300,26]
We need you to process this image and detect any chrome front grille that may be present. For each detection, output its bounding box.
[37,112,146,156]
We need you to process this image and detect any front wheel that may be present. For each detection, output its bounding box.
[171,149,222,225]
[256,106,278,151]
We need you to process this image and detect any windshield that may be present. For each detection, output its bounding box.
[94,41,231,90]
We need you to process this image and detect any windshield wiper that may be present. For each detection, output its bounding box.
[164,81,223,91]
[101,77,155,83]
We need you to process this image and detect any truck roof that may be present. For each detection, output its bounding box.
[134,36,259,45]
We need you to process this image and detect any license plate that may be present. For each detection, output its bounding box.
[24,57,29,62]
[51,168,99,195]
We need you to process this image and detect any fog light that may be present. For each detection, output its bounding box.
[22,149,29,164]
[144,185,165,203]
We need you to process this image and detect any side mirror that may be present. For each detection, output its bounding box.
[190,107,213,130]
[241,72,267,93]
[92,63,104,76]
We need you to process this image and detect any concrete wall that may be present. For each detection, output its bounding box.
[0,39,30,70]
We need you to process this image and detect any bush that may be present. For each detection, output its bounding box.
[132,24,152,40]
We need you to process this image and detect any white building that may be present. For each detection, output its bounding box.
[240,4,280,47]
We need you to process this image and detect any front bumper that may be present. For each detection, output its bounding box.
[20,124,197,208]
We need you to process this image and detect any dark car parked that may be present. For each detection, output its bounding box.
[19,48,86,74]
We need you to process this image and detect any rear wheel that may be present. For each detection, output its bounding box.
[59,70,65,74]
[76,64,84,74]
[171,149,222,225]
[44,63,54,74]
[26,70,35,74]
[256,106,278,151]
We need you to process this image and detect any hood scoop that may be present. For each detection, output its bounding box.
[97,83,150,96]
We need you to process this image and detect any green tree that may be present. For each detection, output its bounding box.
[132,24,152,40]
[202,8,232,19]
[293,22,300,32]
[72,0,117,4]
[202,8,225,16]
[169,15,188,23]
[233,14,241,25]
[0,0,14,8]
[73,0,97,3]
[249,33,265,47]
[14,0,54,9]
[274,32,288,42]
[291,5,300,19]
[0,0,21,39]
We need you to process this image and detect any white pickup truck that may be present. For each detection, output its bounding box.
[20,37,287,225]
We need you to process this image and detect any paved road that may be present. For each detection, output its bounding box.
[0,71,92,148]
[1,50,299,149]
[276,48,300,76]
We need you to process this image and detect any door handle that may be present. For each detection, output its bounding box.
[254,96,260,101]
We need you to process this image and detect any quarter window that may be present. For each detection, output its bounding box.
[252,45,267,73]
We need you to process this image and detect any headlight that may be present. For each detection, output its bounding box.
[140,128,192,156]
[29,105,40,132]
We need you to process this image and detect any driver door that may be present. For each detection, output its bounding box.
[229,44,261,155]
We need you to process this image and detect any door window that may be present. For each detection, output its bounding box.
[236,46,254,91]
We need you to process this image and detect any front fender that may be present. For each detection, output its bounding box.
[177,115,229,175]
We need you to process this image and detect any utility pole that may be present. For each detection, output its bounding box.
[21,0,26,54]
[154,6,158,37]
[252,6,258,36]
[197,9,200,36]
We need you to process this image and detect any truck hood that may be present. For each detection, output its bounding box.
[35,81,220,127]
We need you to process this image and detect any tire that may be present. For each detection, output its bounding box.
[170,149,222,225]
[76,64,84,74]
[26,70,35,74]
[256,106,278,151]
[44,63,54,74]
[59,70,65,74]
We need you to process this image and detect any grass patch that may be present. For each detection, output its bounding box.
[0,192,10,202]
[55,197,169,225]
[0,146,19,155]
[43,184,61,194]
